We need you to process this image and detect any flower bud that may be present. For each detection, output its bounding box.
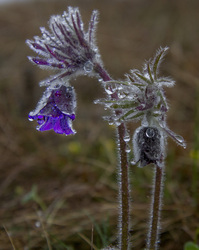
[132,126,165,167]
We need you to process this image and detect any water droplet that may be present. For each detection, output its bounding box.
[146,127,155,138]
[114,121,121,126]
[175,135,183,143]
[124,134,130,142]
[125,146,131,153]
[104,87,113,95]
[130,160,136,165]
[118,92,125,99]
[84,61,93,73]
[175,135,186,148]
[35,221,41,228]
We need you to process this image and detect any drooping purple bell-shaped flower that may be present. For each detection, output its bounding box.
[29,84,76,135]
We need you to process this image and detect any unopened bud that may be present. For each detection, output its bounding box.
[132,126,165,167]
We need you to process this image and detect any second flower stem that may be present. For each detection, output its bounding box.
[146,165,165,250]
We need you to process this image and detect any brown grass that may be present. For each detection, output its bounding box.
[0,0,198,249]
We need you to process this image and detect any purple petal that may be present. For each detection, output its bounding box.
[58,23,78,49]
[60,115,75,135]
[38,117,55,131]
[28,84,76,136]
[69,114,75,120]
[76,11,84,35]
[71,14,86,47]
[40,26,60,47]
[53,117,65,134]
[52,115,75,135]
[31,57,49,66]
[88,10,99,44]
[31,42,47,53]
[51,22,65,46]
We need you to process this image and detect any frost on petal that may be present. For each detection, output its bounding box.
[53,85,76,114]
[87,10,99,46]
[29,84,76,135]
[28,56,65,70]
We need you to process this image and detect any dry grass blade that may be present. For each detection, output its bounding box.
[78,232,99,250]
[3,225,16,250]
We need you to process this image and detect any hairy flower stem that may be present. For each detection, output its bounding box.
[117,123,130,250]
[146,165,165,250]
[94,63,130,249]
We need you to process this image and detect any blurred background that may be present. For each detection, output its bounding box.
[0,0,198,249]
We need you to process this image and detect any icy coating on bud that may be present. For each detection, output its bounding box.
[132,126,165,168]
[26,7,100,85]
[29,83,76,135]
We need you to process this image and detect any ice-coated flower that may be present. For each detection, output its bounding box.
[26,7,100,85]
[98,47,186,148]
[132,126,165,167]
[29,83,76,135]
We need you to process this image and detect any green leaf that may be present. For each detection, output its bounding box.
[111,100,137,110]
[120,110,144,122]
[126,73,146,89]
[133,71,151,84]
[184,242,199,250]
[153,47,168,80]
[147,60,154,83]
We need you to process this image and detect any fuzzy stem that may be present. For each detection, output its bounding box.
[146,165,165,250]
[117,123,130,250]
[94,62,130,249]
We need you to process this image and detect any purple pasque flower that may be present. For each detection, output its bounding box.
[29,82,76,135]
[99,47,186,149]
[26,7,100,86]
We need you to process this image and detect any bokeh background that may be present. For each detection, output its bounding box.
[0,0,199,249]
